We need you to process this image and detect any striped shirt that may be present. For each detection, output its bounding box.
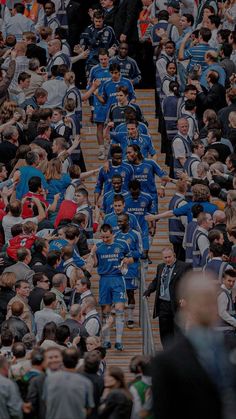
[183,43,211,72]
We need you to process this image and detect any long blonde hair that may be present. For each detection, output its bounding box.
[45,158,62,180]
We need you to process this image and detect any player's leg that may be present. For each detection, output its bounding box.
[96,122,105,160]
[99,277,112,348]
[101,304,112,349]
[88,96,94,123]
[126,288,135,329]
[114,302,125,351]
[142,223,150,261]
[112,277,126,350]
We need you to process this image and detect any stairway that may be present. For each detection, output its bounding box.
[80,89,175,378]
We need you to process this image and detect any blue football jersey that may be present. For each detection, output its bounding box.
[101,76,136,110]
[109,56,141,85]
[110,132,156,159]
[104,211,142,234]
[80,24,118,68]
[130,158,166,196]
[115,228,142,278]
[125,192,153,229]
[115,121,149,135]
[88,64,111,86]
[88,64,111,122]
[125,191,154,250]
[102,189,129,214]
[94,161,134,195]
[96,238,131,277]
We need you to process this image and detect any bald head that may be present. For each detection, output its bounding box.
[178,271,218,328]
[70,304,81,319]
[82,296,96,314]
[213,210,226,225]
[48,39,61,56]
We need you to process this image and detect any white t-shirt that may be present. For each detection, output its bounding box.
[172,137,188,159]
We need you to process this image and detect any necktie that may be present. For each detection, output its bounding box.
[160,265,171,297]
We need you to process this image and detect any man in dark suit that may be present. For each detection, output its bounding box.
[22,32,47,66]
[57,0,94,48]
[100,0,118,28]
[195,70,227,119]
[114,0,142,55]
[205,128,231,164]
[0,126,19,173]
[143,246,191,348]
[212,210,232,256]
[28,273,50,313]
[151,272,236,419]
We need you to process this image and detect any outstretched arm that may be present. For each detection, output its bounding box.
[145,210,174,222]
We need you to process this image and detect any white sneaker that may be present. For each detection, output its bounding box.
[98,147,105,160]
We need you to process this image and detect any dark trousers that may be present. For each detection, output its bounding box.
[158,299,175,350]
[223,330,236,351]
[173,243,186,262]
[136,42,155,88]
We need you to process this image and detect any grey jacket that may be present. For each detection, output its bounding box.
[0,374,23,419]
[4,262,35,286]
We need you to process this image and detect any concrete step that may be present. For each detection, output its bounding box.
[81,89,172,375]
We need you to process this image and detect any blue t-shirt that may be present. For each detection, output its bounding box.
[173,201,218,222]
[46,174,71,206]
[96,238,131,277]
[49,238,68,251]
[16,166,48,200]
[49,239,85,268]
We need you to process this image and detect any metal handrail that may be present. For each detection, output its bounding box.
[140,261,156,356]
